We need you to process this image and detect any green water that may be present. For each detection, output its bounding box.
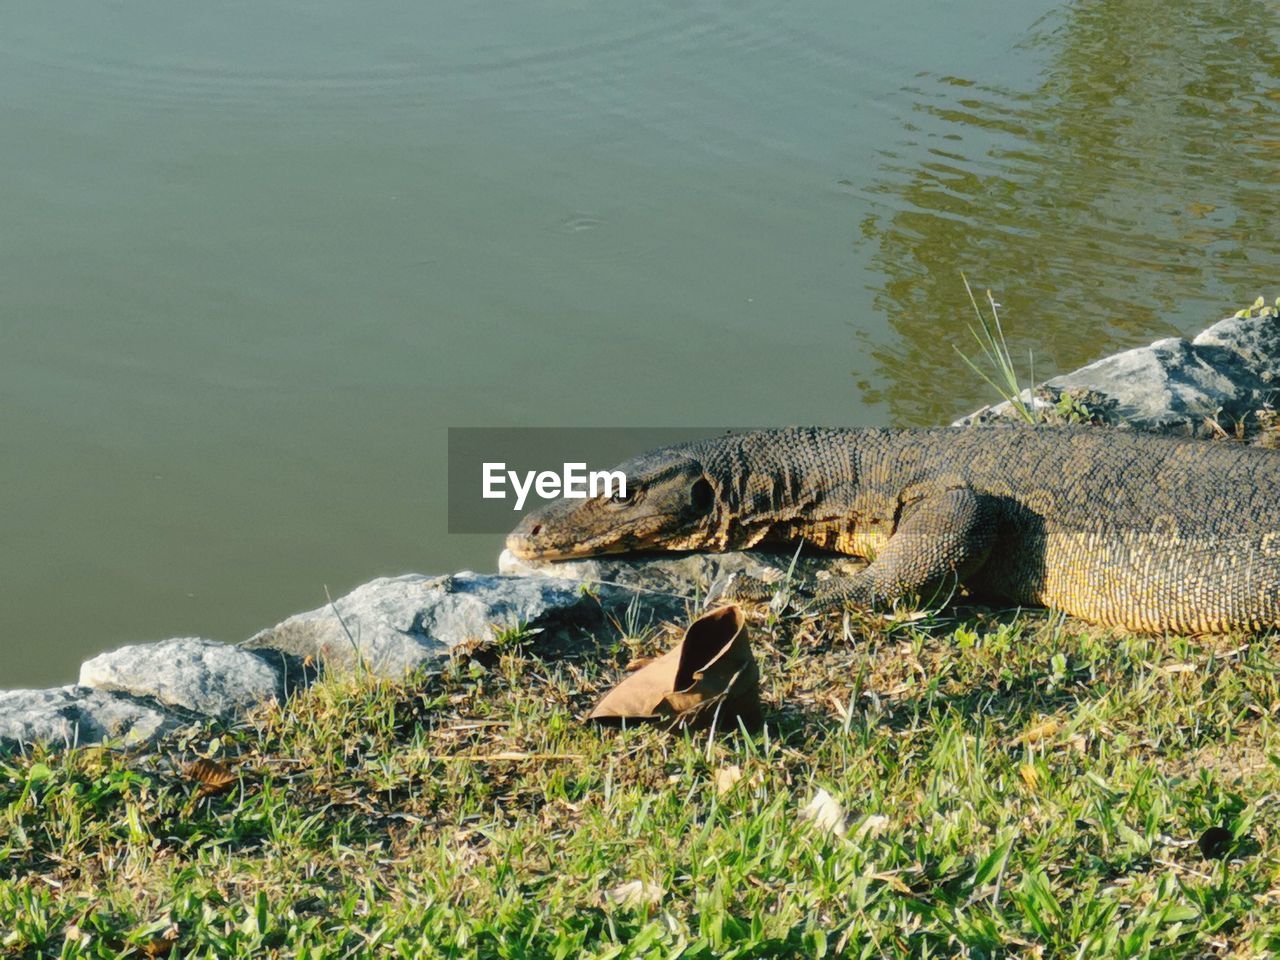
[3,0,1278,685]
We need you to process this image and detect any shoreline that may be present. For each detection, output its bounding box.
[5,300,1280,754]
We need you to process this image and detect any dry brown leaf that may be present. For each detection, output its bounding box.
[714,765,743,795]
[141,935,178,957]
[1021,718,1061,744]
[870,871,912,893]
[589,605,760,731]
[141,924,180,957]
[1018,763,1040,791]
[183,758,237,796]
[883,610,931,624]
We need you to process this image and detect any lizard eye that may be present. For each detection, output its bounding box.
[610,487,633,504]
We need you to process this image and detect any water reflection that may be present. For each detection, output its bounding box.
[858,0,1280,425]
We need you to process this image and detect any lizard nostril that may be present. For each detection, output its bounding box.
[530,524,542,536]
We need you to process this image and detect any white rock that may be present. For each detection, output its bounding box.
[0,686,178,753]
[244,572,680,677]
[499,548,865,599]
[956,310,1280,435]
[1192,310,1280,376]
[79,637,289,718]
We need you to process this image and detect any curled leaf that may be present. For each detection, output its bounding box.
[184,758,237,796]
[589,605,760,731]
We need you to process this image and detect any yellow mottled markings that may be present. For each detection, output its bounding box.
[836,528,890,560]
[1032,528,1280,633]
[1023,488,1057,517]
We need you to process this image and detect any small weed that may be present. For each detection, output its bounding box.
[955,275,1039,424]
[1230,295,1279,321]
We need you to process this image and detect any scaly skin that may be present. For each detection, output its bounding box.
[506,427,1280,633]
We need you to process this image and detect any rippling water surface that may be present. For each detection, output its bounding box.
[3,0,1278,683]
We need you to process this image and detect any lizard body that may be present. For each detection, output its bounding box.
[506,427,1280,633]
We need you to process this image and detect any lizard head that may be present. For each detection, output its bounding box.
[505,446,722,560]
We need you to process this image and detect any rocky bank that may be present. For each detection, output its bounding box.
[4,300,1279,754]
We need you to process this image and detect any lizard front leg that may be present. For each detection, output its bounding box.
[813,487,998,610]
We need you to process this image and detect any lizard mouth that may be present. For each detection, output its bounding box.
[505,509,699,561]
[505,526,645,561]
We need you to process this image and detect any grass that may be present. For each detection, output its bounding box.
[3,602,1279,958]
[956,288,1280,434]
[955,276,1039,425]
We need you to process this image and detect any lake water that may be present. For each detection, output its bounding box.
[4,0,1278,685]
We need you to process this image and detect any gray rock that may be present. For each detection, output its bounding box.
[955,310,1280,435]
[1192,311,1280,376]
[499,548,865,598]
[79,638,292,718]
[244,572,681,677]
[0,686,178,754]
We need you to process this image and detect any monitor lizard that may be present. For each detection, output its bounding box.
[506,427,1280,633]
